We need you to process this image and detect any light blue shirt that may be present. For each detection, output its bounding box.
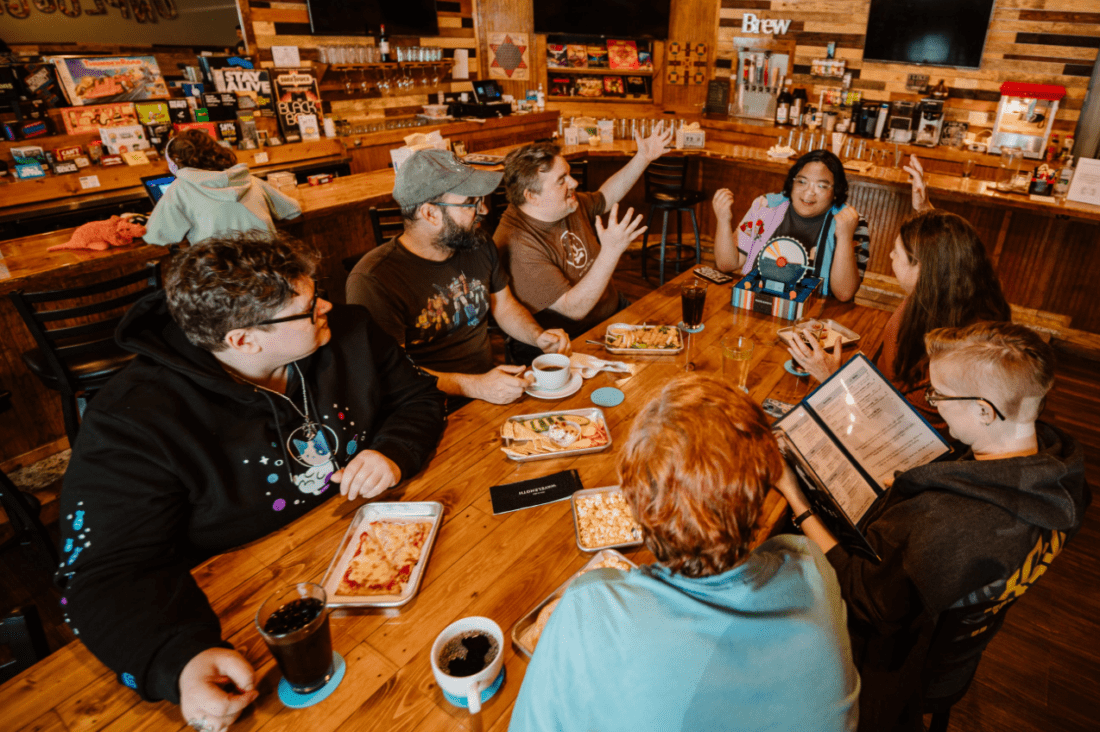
[510,535,859,732]
[143,163,301,246]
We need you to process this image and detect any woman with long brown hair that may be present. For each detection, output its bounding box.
[789,208,1010,428]
[143,129,301,246]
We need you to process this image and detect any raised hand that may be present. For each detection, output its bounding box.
[635,122,673,163]
[595,203,648,257]
[712,189,735,227]
[903,154,931,212]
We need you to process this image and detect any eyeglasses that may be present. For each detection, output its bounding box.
[792,177,834,193]
[432,196,485,210]
[256,280,326,326]
[924,386,1006,421]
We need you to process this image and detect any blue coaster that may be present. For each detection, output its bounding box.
[784,359,809,377]
[677,321,705,334]
[591,387,625,407]
[441,667,506,709]
[277,651,346,709]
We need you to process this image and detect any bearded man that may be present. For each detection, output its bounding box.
[346,149,570,407]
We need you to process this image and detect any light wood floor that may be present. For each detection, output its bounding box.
[2,245,1098,731]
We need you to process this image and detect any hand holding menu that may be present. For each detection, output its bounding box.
[774,354,950,560]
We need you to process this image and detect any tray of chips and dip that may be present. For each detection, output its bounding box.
[500,408,611,461]
[511,549,637,659]
[572,486,644,552]
[603,323,684,355]
[777,319,860,350]
[321,501,443,608]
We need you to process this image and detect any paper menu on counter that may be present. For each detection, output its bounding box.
[774,354,950,561]
[1066,158,1100,206]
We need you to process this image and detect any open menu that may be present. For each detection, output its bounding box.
[774,354,950,561]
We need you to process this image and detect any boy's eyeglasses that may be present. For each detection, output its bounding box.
[924,386,1006,421]
[256,280,326,325]
[792,177,834,193]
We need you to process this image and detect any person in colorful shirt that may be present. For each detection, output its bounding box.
[56,232,446,732]
[712,149,870,301]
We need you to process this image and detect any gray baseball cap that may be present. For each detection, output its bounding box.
[392,148,502,207]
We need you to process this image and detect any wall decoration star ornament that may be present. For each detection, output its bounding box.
[489,32,530,81]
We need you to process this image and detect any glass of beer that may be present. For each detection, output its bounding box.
[680,279,708,332]
[256,582,334,694]
[722,335,754,393]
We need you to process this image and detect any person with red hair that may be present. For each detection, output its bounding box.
[510,374,859,732]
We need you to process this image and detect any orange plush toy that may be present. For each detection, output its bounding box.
[49,215,148,252]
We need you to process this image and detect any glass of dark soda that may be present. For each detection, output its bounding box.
[681,278,708,330]
[255,582,334,694]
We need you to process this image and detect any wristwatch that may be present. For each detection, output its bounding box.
[792,509,814,530]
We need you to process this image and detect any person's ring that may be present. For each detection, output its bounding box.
[188,720,215,732]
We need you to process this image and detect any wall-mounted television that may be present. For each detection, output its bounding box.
[533,0,671,40]
[862,0,996,70]
[306,0,439,37]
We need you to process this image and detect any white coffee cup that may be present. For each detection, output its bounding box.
[430,616,504,714]
[528,353,571,391]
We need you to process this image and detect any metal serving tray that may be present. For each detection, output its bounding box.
[320,501,443,608]
[603,323,685,355]
[777,318,861,350]
[500,407,611,463]
[510,549,637,659]
[571,485,644,553]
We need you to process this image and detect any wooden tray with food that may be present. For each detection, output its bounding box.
[321,501,443,608]
[511,549,637,659]
[777,319,861,350]
[572,485,644,552]
[603,323,684,355]
[500,408,611,462]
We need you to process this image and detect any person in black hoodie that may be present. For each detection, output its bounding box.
[56,232,446,732]
[776,321,1090,731]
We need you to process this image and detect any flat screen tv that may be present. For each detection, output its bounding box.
[533,0,671,39]
[306,0,439,37]
[862,0,996,69]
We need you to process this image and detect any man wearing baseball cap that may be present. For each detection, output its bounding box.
[347,148,570,407]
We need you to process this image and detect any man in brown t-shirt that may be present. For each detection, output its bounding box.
[493,130,673,348]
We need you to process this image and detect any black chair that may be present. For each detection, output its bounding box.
[639,157,706,285]
[343,205,403,273]
[485,184,511,237]
[0,605,50,683]
[0,389,58,572]
[921,594,1023,731]
[10,264,162,447]
[568,158,589,192]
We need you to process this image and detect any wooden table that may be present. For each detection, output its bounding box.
[0,275,890,732]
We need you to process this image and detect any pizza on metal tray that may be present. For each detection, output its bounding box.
[337,520,432,596]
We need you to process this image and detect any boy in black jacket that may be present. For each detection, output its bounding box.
[777,321,1090,731]
[56,232,446,731]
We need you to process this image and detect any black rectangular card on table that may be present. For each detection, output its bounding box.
[490,470,583,515]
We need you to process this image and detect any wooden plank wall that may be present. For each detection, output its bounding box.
[240,0,480,120]
[716,0,1100,138]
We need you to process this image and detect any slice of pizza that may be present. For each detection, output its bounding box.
[338,530,402,596]
[367,520,432,585]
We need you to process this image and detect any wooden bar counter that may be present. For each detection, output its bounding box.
[3,123,1098,467]
[0,270,889,732]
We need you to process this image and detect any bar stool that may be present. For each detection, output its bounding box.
[343,205,403,272]
[639,157,705,285]
[9,263,162,447]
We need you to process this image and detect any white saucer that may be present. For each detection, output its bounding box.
[525,370,583,400]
